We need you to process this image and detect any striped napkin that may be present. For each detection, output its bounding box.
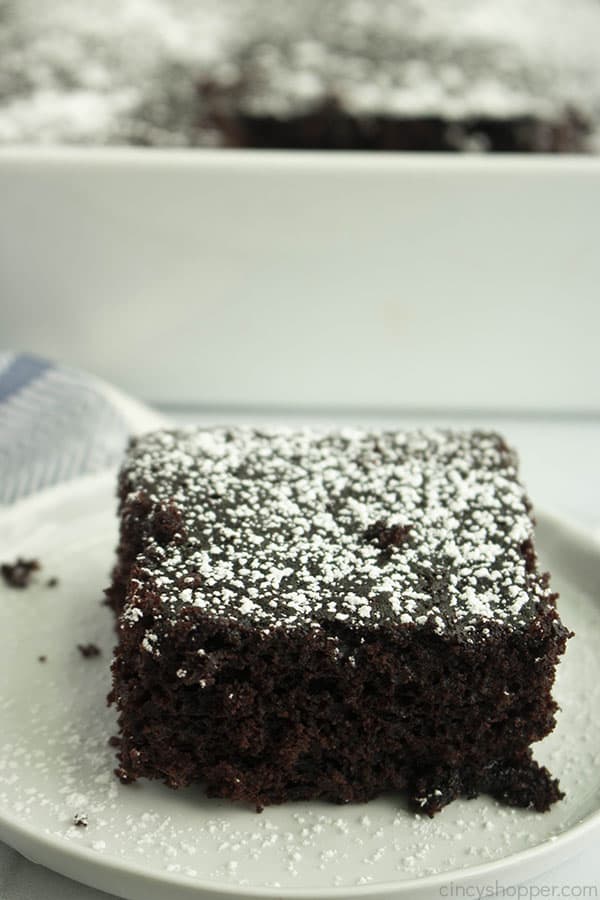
[0,351,165,505]
[0,352,166,898]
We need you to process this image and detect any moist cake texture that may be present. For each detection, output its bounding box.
[107,427,570,814]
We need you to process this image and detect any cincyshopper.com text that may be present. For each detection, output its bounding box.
[440,883,598,899]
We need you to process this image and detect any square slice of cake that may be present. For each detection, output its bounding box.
[106,427,570,814]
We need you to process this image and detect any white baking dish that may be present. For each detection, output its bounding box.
[0,149,599,411]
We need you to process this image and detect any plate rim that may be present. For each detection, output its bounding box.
[1,470,599,899]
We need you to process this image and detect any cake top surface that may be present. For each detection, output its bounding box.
[1,0,600,146]
[121,426,551,642]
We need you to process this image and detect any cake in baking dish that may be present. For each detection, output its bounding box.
[1,1,599,150]
[106,426,570,814]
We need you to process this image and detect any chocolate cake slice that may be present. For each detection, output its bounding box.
[107,427,570,814]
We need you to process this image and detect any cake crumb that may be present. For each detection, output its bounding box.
[77,643,101,659]
[1,557,40,588]
[73,814,88,827]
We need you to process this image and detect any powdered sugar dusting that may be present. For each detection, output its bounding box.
[121,427,550,642]
[0,485,596,891]
[1,0,600,146]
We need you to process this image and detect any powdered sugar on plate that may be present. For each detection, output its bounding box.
[0,470,598,897]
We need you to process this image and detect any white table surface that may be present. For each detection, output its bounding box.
[2,412,599,898]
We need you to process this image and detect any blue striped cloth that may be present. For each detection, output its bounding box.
[0,352,164,505]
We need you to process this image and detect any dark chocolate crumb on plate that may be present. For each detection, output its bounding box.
[77,643,101,659]
[1,557,40,588]
[38,655,47,663]
[46,577,59,588]
[73,814,88,827]
[115,766,134,785]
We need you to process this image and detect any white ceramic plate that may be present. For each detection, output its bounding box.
[0,472,599,900]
